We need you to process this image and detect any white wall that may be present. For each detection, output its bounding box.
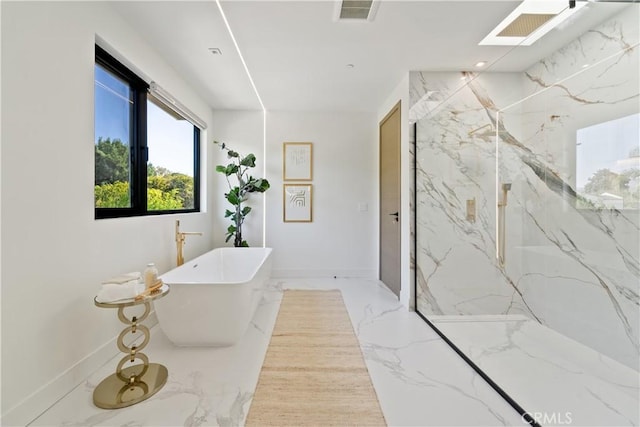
[377,74,412,309]
[265,111,378,278]
[210,111,265,248]
[1,2,215,424]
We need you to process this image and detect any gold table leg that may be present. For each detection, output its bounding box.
[93,302,168,409]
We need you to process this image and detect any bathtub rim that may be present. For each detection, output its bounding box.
[160,246,273,286]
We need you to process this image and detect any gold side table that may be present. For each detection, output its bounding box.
[93,284,170,409]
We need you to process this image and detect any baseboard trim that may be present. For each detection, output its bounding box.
[271,269,377,279]
[1,312,158,426]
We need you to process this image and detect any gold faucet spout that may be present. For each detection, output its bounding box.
[175,220,202,266]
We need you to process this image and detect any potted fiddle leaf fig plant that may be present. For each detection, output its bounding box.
[214,140,270,247]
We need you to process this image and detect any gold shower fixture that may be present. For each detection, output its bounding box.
[497,183,511,266]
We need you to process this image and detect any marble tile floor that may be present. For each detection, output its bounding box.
[31,279,526,427]
[432,316,640,427]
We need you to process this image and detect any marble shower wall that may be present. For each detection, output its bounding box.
[412,5,639,369]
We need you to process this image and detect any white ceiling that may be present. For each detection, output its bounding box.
[111,1,631,113]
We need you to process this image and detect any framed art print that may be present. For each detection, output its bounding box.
[283,142,313,181]
[283,184,312,222]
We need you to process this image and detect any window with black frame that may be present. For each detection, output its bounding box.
[94,45,201,218]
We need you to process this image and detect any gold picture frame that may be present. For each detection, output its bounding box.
[283,142,313,181]
[283,184,313,222]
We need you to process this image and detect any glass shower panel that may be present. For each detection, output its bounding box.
[414,3,639,425]
[491,12,639,424]
[414,71,524,317]
[497,36,639,371]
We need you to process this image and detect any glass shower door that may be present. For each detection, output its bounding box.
[492,27,640,424]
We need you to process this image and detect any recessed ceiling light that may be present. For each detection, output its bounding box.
[475,61,487,68]
[346,63,355,68]
[208,47,222,55]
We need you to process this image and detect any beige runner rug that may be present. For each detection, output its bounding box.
[245,290,386,426]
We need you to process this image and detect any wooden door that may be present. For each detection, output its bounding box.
[379,102,401,297]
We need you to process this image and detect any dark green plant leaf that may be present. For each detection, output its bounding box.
[240,154,256,167]
[227,225,236,233]
[228,150,239,158]
[224,209,234,218]
[253,179,270,192]
[240,240,249,247]
[242,206,252,216]
[215,165,227,174]
[245,179,260,193]
[225,164,239,176]
[227,190,241,205]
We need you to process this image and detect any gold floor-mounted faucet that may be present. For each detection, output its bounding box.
[175,220,202,266]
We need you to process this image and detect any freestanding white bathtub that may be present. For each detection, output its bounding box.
[155,247,273,346]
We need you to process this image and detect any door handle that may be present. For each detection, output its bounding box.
[389,212,399,222]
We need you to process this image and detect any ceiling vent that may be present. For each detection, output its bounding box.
[335,0,379,22]
[497,13,557,37]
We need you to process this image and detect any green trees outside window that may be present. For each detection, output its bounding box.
[94,138,195,211]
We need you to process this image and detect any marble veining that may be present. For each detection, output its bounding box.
[432,317,640,426]
[33,279,637,425]
[412,5,639,371]
[30,279,526,427]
